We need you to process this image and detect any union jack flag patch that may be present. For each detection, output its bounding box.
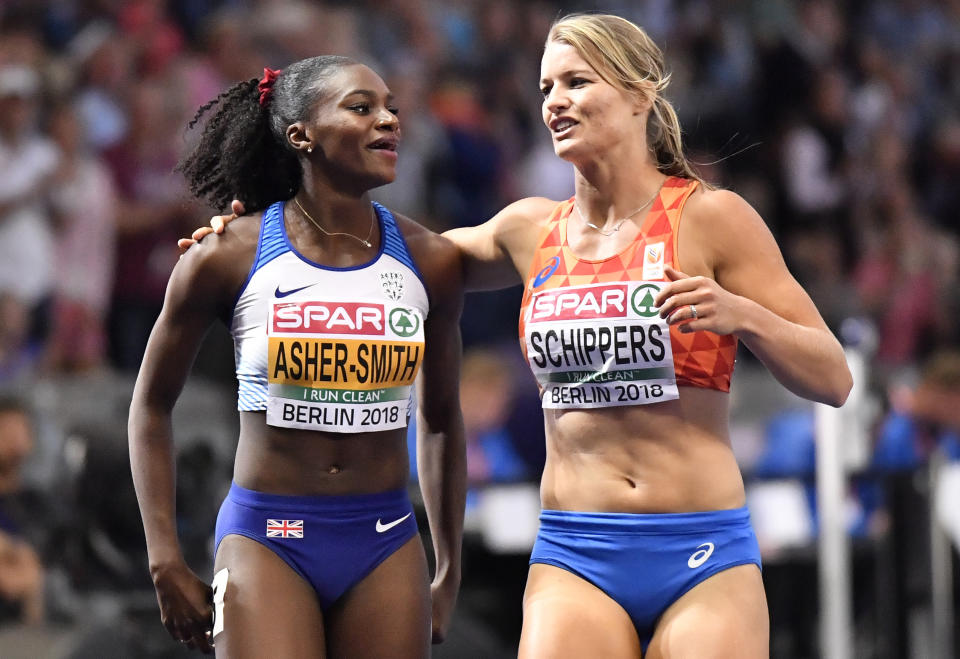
[266,519,304,538]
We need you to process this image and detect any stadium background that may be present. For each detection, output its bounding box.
[0,1,958,657]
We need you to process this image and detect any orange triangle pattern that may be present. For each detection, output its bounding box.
[518,177,737,392]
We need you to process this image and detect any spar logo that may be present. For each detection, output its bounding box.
[630,284,661,318]
[529,284,628,323]
[388,307,420,337]
[272,302,385,335]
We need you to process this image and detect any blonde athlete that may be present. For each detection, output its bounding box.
[184,14,852,658]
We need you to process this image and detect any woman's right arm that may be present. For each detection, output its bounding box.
[129,234,240,653]
[442,196,558,292]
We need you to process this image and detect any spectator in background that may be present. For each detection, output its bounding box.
[103,78,193,370]
[875,350,960,473]
[43,101,118,373]
[116,0,185,77]
[893,351,960,440]
[0,397,45,625]
[407,346,532,511]
[373,59,448,223]
[0,292,35,384]
[427,74,520,348]
[922,116,960,237]
[70,25,131,153]
[854,179,953,371]
[0,65,58,355]
[460,348,528,487]
[194,9,265,87]
[779,66,850,224]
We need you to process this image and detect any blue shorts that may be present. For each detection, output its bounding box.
[215,483,418,609]
[529,506,761,648]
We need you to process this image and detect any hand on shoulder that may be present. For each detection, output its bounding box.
[177,199,247,254]
[172,209,261,313]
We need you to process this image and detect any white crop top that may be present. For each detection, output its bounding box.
[231,201,429,433]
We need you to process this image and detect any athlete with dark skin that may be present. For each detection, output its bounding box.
[130,57,465,657]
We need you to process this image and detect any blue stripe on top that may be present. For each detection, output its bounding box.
[256,202,289,269]
[229,202,290,324]
[374,202,424,282]
[237,373,268,411]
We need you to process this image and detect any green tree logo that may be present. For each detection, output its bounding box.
[630,284,661,317]
[389,308,420,337]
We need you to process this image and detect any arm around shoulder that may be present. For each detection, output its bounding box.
[443,196,558,292]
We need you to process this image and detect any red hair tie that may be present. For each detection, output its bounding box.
[258,67,281,107]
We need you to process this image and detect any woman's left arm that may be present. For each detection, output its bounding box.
[413,232,466,643]
[655,189,853,406]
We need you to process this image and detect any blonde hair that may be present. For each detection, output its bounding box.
[547,13,709,186]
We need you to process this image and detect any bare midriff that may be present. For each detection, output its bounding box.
[232,411,410,496]
[539,386,744,514]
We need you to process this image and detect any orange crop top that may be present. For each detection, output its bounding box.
[518,176,737,410]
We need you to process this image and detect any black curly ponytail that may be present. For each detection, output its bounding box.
[177,55,358,214]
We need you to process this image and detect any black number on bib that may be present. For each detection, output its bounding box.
[615,383,665,402]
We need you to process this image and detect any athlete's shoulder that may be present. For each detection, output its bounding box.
[486,196,565,254]
[683,186,766,235]
[389,210,460,285]
[390,210,452,255]
[685,186,755,218]
[192,211,259,258]
[494,196,562,228]
[179,211,262,292]
[682,186,776,271]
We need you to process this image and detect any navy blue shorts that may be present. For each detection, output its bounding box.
[529,506,761,649]
[215,483,418,609]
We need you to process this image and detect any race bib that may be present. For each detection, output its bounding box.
[524,282,678,409]
[266,299,425,432]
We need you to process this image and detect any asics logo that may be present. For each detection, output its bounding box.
[687,542,715,568]
[532,256,561,288]
[375,513,411,533]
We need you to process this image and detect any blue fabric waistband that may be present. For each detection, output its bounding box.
[226,482,410,513]
[538,506,751,535]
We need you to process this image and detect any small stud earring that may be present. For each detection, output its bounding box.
[307,146,313,153]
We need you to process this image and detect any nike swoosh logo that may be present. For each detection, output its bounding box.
[275,284,314,298]
[375,513,411,533]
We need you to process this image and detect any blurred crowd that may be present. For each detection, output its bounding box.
[0,0,955,384]
[0,0,958,650]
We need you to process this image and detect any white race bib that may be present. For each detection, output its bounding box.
[266,299,425,432]
[524,282,678,409]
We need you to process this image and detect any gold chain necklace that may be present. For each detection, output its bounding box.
[574,181,664,237]
[294,198,374,248]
